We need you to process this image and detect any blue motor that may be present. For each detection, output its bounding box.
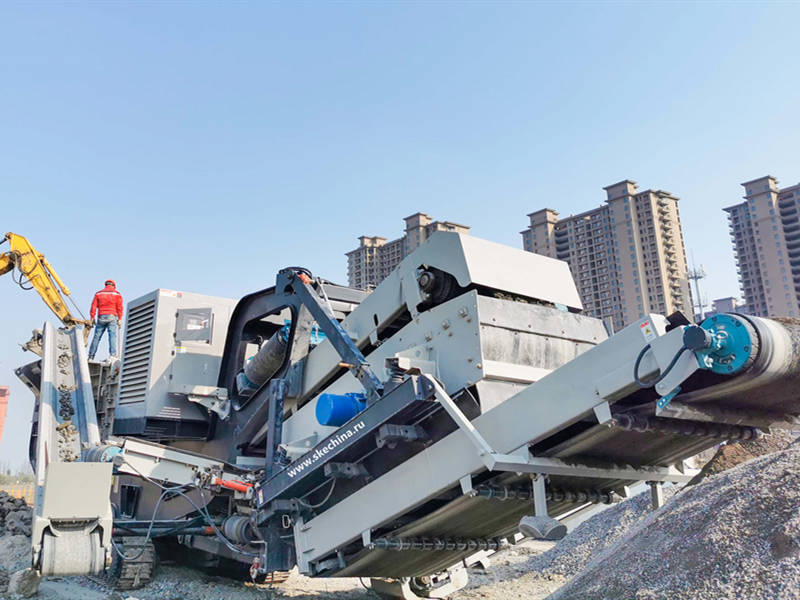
[316,392,367,427]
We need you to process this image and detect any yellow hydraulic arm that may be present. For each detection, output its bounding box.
[0,232,93,332]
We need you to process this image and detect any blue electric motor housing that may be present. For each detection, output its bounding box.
[316,392,367,427]
[698,314,755,375]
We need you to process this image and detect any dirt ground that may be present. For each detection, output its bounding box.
[11,541,560,600]
[33,568,372,600]
[7,432,800,600]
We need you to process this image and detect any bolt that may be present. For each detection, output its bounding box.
[417,271,435,293]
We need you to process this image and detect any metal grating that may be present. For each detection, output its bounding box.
[119,299,156,404]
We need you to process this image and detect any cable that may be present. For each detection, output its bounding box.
[66,293,88,320]
[297,479,337,509]
[124,458,256,556]
[115,458,258,559]
[111,487,172,561]
[317,278,336,316]
[11,266,34,291]
[633,344,689,389]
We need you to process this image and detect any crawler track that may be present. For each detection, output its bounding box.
[102,537,158,590]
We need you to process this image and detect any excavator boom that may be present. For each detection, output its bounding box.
[1,232,92,340]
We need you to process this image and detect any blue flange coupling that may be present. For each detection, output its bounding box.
[691,314,757,375]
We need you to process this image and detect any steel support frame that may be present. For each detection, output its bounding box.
[485,453,696,483]
[426,372,696,484]
[280,269,384,403]
[291,314,706,570]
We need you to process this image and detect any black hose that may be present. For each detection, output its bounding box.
[113,458,259,560]
[634,344,689,389]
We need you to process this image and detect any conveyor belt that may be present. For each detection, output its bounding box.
[327,315,800,577]
[29,322,114,576]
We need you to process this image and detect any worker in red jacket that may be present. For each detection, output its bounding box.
[88,279,123,360]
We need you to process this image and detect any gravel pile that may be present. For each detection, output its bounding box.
[688,429,796,486]
[460,432,800,600]
[550,443,800,600]
[71,565,369,600]
[0,533,34,597]
[0,492,37,597]
[0,491,33,537]
[460,488,674,599]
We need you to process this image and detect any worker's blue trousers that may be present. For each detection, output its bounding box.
[89,314,118,359]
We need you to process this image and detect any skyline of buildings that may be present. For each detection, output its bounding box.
[725,175,800,318]
[344,175,799,325]
[520,180,692,331]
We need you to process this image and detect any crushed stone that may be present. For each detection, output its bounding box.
[459,487,675,599]
[550,443,800,599]
[688,429,796,485]
[0,492,35,598]
[0,492,31,536]
[75,565,370,600]
[7,568,41,598]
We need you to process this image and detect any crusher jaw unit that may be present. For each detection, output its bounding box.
[19,232,800,598]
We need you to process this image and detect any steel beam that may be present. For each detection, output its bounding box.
[485,453,697,483]
[293,315,677,567]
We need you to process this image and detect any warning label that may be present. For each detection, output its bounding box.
[640,320,657,342]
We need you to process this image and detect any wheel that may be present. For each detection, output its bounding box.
[40,529,104,576]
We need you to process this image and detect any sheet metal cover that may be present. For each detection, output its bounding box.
[424,233,582,310]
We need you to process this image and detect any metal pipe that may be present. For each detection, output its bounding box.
[113,526,214,538]
[474,485,616,505]
[370,537,503,552]
[612,413,759,440]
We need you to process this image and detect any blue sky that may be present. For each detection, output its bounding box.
[1,2,799,466]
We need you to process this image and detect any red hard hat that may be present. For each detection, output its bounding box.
[105,279,116,286]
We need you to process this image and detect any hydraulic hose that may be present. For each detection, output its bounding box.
[633,344,689,389]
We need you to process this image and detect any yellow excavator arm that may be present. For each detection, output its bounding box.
[1,232,93,331]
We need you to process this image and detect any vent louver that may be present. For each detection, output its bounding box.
[119,299,156,404]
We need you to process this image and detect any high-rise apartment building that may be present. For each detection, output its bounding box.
[346,213,470,289]
[711,297,742,316]
[724,175,800,317]
[521,180,692,330]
